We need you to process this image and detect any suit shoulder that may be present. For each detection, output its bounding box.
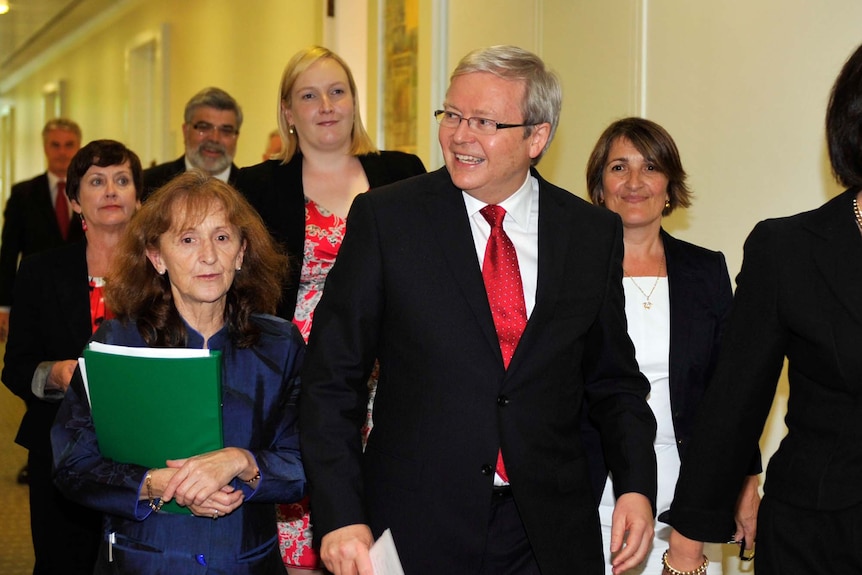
[19,242,84,269]
[251,314,305,349]
[375,150,425,168]
[9,173,47,197]
[143,157,184,184]
[752,189,856,237]
[362,151,427,185]
[234,159,300,208]
[662,231,724,261]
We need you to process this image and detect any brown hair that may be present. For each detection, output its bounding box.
[106,171,287,348]
[65,140,143,203]
[586,117,691,215]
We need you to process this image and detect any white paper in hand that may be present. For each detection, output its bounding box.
[369,529,404,575]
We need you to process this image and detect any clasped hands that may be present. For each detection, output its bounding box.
[144,446,257,518]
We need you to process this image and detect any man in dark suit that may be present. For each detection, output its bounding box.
[141,87,241,200]
[0,118,83,343]
[300,46,657,575]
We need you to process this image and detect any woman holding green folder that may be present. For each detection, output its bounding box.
[52,171,306,574]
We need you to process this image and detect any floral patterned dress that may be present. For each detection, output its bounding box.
[277,198,378,569]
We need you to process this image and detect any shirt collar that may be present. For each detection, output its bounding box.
[47,171,63,190]
[462,172,534,230]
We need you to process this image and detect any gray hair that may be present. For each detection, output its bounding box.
[42,118,82,141]
[451,45,561,163]
[183,87,243,130]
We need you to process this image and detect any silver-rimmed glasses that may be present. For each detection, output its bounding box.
[433,110,532,135]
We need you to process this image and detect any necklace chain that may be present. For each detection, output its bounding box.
[624,254,666,310]
[854,197,862,231]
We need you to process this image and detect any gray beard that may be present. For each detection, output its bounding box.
[187,146,232,175]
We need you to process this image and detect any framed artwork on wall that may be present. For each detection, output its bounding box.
[380,0,420,154]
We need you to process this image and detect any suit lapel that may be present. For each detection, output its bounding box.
[808,189,862,326]
[663,231,693,390]
[523,175,570,338]
[37,174,63,244]
[505,171,574,373]
[421,169,503,362]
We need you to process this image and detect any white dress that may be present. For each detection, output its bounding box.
[598,278,724,574]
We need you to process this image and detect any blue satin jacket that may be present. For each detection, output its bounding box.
[52,315,306,575]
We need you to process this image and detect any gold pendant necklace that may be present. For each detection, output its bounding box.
[624,254,666,310]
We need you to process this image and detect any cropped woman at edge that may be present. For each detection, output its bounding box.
[666,41,862,575]
[2,140,142,575]
[583,118,760,574]
[234,45,426,573]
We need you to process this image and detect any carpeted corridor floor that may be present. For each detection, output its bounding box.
[0,341,36,575]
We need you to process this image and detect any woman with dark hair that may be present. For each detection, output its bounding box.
[584,118,760,574]
[664,42,862,574]
[51,171,305,574]
[234,45,425,572]
[2,139,142,574]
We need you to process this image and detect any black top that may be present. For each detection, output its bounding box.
[234,151,426,319]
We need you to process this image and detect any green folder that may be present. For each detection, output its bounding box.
[80,342,223,514]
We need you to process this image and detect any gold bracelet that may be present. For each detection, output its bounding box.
[661,550,709,575]
[242,468,261,486]
[145,470,164,513]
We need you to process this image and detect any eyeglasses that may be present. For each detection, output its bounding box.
[192,122,239,138]
[433,110,532,135]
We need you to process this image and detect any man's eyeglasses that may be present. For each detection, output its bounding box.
[433,110,532,135]
[192,122,239,138]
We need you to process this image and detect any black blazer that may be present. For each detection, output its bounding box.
[667,188,862,541]
[234,151,426,319]
[0,173,84,306]
[2,241,91,454]
[141,155,239,200]
[300,167,657,574]
[584,229,737,500]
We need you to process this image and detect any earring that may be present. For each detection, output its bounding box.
[80,215,88,232]
[235,266,242,271]
[665,199,671,209]
[288,125,295,135]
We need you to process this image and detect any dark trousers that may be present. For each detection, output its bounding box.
[756,494,862,574]
[28,446,101,575]
[478,488,541,575]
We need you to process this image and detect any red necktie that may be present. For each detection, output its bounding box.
[56,181,69,240]
[480,205,527,483]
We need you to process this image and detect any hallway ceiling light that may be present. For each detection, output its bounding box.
[0,2,9,16]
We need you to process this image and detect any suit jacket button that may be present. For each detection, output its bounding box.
[497,395,509,406]
[481,464,493,476]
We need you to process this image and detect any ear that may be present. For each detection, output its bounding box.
[145,248,165,275]
[527,122,551,160]
[70,197,83,215]
[235,240,247,271]
[282,101,294,130]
